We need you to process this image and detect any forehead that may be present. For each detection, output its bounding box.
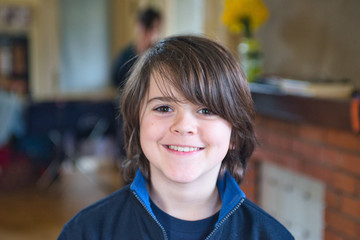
[147,73,185,102]
[147,76,163,98]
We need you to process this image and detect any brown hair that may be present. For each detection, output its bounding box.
[120,35,256,184]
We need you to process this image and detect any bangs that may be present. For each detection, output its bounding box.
[149,51,228,117]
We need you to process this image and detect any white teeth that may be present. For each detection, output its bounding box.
[168,145,200,152]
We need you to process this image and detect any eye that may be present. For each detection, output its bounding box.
[154,105,173,113]
[198,108,214,115]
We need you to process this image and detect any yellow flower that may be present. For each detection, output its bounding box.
[222,0,269,34]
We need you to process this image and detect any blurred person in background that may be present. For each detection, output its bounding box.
[112,7,162,90]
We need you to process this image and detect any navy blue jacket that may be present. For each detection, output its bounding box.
[58,170,294,239]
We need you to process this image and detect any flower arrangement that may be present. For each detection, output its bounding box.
[222,0,269,37]
[222,0,269,82]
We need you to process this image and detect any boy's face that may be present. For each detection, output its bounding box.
[139,76,232,186]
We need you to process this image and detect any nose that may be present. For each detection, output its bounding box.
[170,111,197,136]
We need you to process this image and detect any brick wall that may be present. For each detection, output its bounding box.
[241,115,360,240]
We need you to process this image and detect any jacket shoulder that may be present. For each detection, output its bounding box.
[75,184,131,217]
[237,198,294,239]
[58,185,134,239]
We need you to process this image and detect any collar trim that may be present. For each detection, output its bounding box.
[130,169,246,222]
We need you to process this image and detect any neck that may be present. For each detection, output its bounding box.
[148,172,221,221]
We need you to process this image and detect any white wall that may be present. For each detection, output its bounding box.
[165,0,204,36]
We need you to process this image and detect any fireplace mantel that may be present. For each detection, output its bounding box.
[250,83,360,133]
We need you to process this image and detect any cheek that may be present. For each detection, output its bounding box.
[140,119,155,157]
[140,116,166,144]
[203,121,232,150]
[140,117,153,141]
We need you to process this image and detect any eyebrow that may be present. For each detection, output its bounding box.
[147,96,178,104]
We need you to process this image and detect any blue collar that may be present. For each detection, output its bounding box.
[130,169,246,223]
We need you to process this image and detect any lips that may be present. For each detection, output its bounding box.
[167,145,203,152]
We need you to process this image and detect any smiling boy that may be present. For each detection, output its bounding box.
[139,76,231,221]
[58,35,294,240]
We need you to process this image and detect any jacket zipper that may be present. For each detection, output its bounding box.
[205,198,245,240]
[132,190,169,240]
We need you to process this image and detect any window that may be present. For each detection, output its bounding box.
[59,0,109,93]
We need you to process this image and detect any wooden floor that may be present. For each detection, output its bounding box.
[0,157,123,240]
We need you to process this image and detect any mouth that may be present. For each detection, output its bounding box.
[166,145,204,153]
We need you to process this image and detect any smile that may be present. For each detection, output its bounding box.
[167,145,202,152]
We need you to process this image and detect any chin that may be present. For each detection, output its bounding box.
[164,169,200,184]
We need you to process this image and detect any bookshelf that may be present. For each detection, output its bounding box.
[0,34,29,94]
[0,3,31,95]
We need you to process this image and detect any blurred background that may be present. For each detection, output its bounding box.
[0,0,359,239]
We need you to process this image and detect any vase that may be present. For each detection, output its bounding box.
[238,37,263,82]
